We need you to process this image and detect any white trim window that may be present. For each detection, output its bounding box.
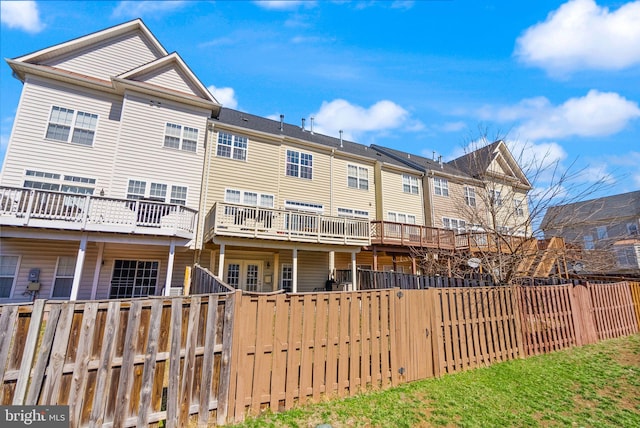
[464,186,476,207]
[23,170,96,194]
[46,106,98,146]
[109,260,159,298]
[337,207,369,218]
[387,211,417,224]
[127,179,188,205]
[403,175,419,194]
[347,165,369,190]
[627,222,639,236]
[584,235,595,250]
[514,198,524,216]
[284,200,323,213]
[433,177,449,196]
[489,190,503,206]
[442,217,466,233]
[286,150,313,179]
[51,256,75,299]
[0,255,19,298]
[225,188,274,207]
[596,226,608,240]
[281,264,293,292]
[164,123,198,152]
[216,131,247,160]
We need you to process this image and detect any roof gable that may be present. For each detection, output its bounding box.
[13,19,166,82]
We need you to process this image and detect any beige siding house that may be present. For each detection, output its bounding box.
[0,20,220,302]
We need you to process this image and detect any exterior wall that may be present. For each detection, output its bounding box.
[109,91,209,208]
[277,142,331,210]
[0,238,191,302]
[0,76,122,190]
[42,31,162,81]
[135,65,201,96]
[331,155,376,218]
[379,168,424,225]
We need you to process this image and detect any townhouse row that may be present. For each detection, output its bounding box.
[0,20,531,303]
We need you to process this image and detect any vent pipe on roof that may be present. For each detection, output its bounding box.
[408,154,411,159]
[301,118,305,131]
[310,117,314,134]
[433,151,436,161]
[339,130,343,148]
[438,155,443,168]
[280,114,284,132]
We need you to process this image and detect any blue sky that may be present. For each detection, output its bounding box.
[1,0,639,201]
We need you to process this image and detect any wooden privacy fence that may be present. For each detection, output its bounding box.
[0,281,638,426]
[0,294,235,427]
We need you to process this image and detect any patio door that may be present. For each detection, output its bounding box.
[225,260,262,292]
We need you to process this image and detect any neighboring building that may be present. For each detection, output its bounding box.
[0,20,220,302]
[541,191,640,273]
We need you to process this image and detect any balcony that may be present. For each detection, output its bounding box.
[370,221,456,250]
[0,186,197,239]
[204,202,370,246]
[455,232,530,253]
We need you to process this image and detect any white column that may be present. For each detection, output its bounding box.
[292,248,298,293]
[70,233,88,301]
[273,252,280,291]
[90,241,104,300]
[164,239,176,296]
[351,251,357,291]
[329,251,335,277]
[218,244,225,278]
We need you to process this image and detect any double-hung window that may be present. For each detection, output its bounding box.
[0,255,19,298]
[596,226,608,240]
[216,131,247,160]
[164,123,198,152]
[464,186,476,207]
[127,180,188,205]
[52,256,75,299]
[442,217,466,233]
[225,189,275,208]
[46,106,98,146]
[347,165,369,190]
[514,198,524,216]
[388,211,416,224]
[403,175,419,194]
[286,150,313,179]
[490,190,503,206]
[433,177,449,196]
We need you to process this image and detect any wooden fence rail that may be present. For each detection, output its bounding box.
[0,281,638,426]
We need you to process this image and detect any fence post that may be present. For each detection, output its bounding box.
[12,299,46,405]
[429,288,443,377]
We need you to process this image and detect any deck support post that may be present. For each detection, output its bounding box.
[70,233,88,301]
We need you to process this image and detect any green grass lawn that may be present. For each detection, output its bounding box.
[230,334,640,428]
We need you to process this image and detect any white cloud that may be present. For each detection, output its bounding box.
[506,140,568,171]
[253,1,313,11]
[0,1,43,33]
[311,99,409,140]
[478,91,640,141]
[112,1,186,18]
[207,85,238,109]
[578,165,616,185]
[515,0,640,75]
[439,121,467,132]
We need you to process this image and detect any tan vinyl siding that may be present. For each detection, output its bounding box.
[278,250,329,292]
[1,76,121,191]
[331,157,376,218]
[278,144,331,210]
[379,169,424,225]
[134,65,201,97]
[110,92,209,208]
[42,31,162,81]
[430,178,479,229]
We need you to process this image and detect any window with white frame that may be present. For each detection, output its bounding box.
[216,131,247,160]
[489,190,503,206]
[46,106,98,146]
[596,226,608,240]
[0,255,19,298]
[23,170,96,194]
[51,256,75,299]
[387,211,417,224]
[281,264,293,292]
[109,260,159,298]
[225,189,274,207]
[442,217,466,233]
[127,180,188,204]
[615,247,637,267]
[402,175,419,194]
[286,150,313,179]
[284,200,323,213]
[433,177,449,196]
[337,208,369,218]
[584,235,594,250]
[514,198,524,216]
[628,222,639,236]
[164,123,198,152]
[464,186,476,207]
[347,165,369,190]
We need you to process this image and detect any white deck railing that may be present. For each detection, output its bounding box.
[0,186,197,238]
[204,202,370,246]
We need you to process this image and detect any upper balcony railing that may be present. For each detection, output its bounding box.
[0,186,197,238]
[204,202,370,246]
[370,221,456,249]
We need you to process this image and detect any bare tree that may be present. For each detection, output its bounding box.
[412,128,615,284]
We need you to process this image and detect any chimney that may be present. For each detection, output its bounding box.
[310,117,314,134]
[279,114,284,132]
[339,130,343,148]
[301,118,305,131]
